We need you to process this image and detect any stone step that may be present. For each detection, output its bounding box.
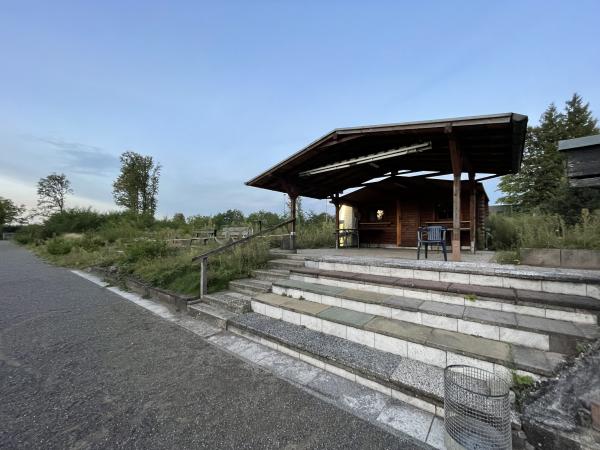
[229,278,272,296]
[250,293,566,378]
[290,267,600,325]
[188,301,239,328]
[269,248,297,255]
[252,269,290,282]
[268,258,305,270]
[304,256,600,300]
[228,312,446,416]
[271,279,600,355]
[203,291,252,314]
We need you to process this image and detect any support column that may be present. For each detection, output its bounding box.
[332,194,340,249]
[289,194,297,250]
[469,172,477,253]
[449,136,462,261]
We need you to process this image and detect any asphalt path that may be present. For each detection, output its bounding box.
[0,242,423,449]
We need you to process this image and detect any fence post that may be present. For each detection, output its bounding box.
[200,257,208,298]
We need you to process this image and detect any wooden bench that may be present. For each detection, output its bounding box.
[217,226,253,243]
[193,228,217,245]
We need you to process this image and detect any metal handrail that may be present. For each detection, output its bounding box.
[192,218,295,298]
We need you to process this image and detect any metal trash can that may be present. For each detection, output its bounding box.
[444,365,512,450]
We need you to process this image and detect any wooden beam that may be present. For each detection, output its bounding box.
[449,135,462,261]
[289,194,298,250]
[475,173,500,182]
[331,194,341,249]
[469,172,476,254]
[396,199,402,247]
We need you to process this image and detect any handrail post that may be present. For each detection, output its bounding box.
[199,257,208,298]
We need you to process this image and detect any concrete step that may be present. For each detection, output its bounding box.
[291,267,600,325]
[304,255,600,301]
[228,312,446,416]
[252,269,290,282]
[250,292,566,379]
[203,291,252,314]
[268,258,305,270]
[188,301,239,328]
[229,278,272,296]
[272,279,600,355]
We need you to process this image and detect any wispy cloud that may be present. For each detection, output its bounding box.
[28,135,119,176]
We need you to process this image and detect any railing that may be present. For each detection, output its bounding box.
[192,218,295,298]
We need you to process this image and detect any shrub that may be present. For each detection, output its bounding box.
[14,225,45,245]
[296,221,335,249]
[46,238,73,255]
[486,214,519,250]
[43,208,106,236]
[78,235,105,252]
[122,239,171,264]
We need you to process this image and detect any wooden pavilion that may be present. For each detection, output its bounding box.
[247,113,528,261]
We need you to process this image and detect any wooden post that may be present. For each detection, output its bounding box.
[449,135,462,261]
[396,199,402,247]
[469,172,477,253]
[334,197,340,249]
[199,257,207,298]
[289,194,297,250]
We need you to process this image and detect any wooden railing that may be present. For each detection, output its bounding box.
[192,218,295,298]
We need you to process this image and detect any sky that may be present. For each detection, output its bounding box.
[1,1,599,218]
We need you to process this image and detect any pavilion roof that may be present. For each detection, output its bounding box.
[246,113,528,199]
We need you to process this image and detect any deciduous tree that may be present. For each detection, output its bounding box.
[37,173,73,216]
[112,151,161,216]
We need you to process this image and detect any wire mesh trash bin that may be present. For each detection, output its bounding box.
[444,365,512,450]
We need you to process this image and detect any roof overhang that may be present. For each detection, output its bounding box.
[247,113,528,199]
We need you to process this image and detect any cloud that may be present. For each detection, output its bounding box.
[29,136,119,176]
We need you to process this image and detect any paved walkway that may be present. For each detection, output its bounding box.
[297,247,496,262]
[0,242,425,449]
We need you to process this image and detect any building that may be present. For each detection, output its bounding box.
[247,113,527,261]
[558,134,600,188]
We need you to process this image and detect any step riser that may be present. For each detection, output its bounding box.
[250,299,543,382]
[272,285,584,354]
[203,297,249,314]
[291,273,598,325]
[229,285,267,297]
[253,273,289,282]
[268,261,305,270]
[226,323,444,418]
[188,304,229,328]
[307,261,600,300]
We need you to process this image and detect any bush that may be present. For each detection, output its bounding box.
[14,225,45,245]
[486,214,519,250]
[123,239,171,264]
[78,235,105,252]
[46,238,73,255]
[43,208,107,236]
[296,221,335,249]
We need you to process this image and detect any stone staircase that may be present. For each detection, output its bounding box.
[188,250,600,427]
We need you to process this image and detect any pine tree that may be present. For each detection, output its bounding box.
[498,93,599,219]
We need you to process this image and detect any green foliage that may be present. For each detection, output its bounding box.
[486,214,519,250]
[296,221,335,249]
[46,237,73,255]
[212,209,245,228]
[489,211,600,252]
[113,151,161,215]
[512,372,536,412]
[122,239,172,264]
[0,197,27,227]
[499,93,600,219]
[495,250,520,265]
[14,224,45,244]
[36,173,73,216]
[43,208,107,237]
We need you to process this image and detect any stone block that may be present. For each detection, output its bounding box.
[447,352,495,373]
[282,309,301,326]
[561,249,600,270]
[499,327,549,351]
[391,389,437,415]
[300,314,321,332]
[264,304,282,319]
[355,374,391,396]
[374,333,408,357]
[458,319,500,340]
[321,320,347,339]
[541,280,587,297]
[440,271,470,284]
[421,313,458,332]
[413,270,440,281]
[406,342,447,367]
[503,277,543,291]
[469,273,504,287]
[340,298,366,313]
[377,399,434,441]
[347,327,375,347]
[391,309,422,324]
[520,248,561,267]
[365,303,392,318]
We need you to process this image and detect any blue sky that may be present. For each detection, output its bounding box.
[1,1,599,217]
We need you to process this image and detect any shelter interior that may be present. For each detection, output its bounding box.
[338,177,488,249]
[247,113,528,261]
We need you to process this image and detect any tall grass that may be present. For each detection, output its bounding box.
[487,210,600,251]
[296,221,335,249]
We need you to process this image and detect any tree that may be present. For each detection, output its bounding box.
[247,210,283,229]
[498,93,599,218]
[112,151,161,215]
[37,173,73,216]
[213,209,245,228]
[0,197,26,228]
